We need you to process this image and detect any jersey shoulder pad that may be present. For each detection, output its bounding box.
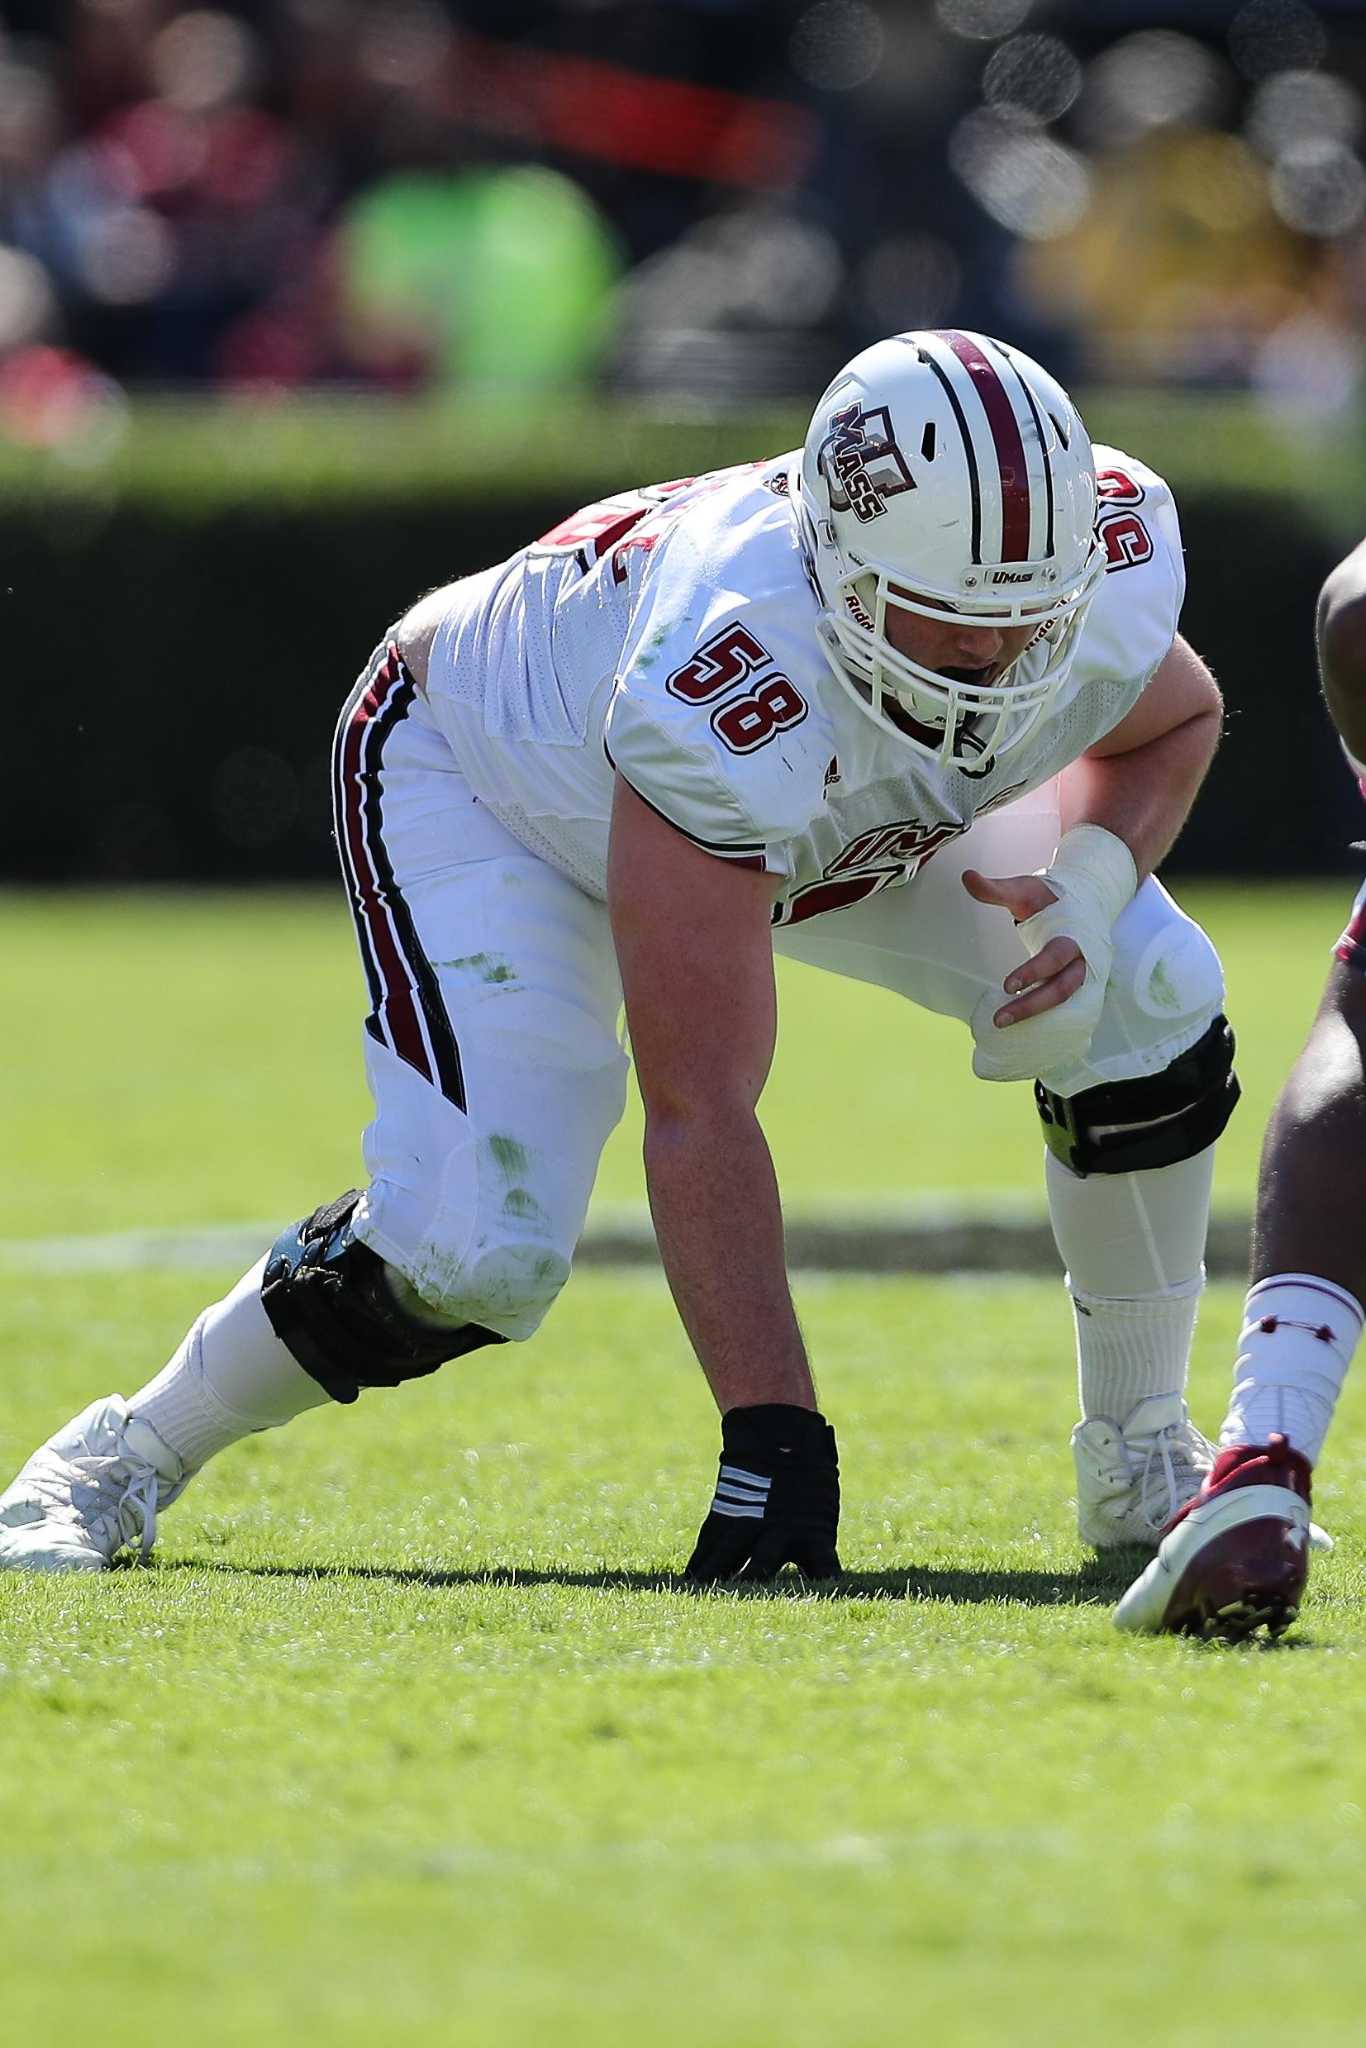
[1077,445,1186,692]
[605,534,833,860]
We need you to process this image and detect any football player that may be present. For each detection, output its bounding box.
[1116,538,1366,1639]
[2,330,1236,1580]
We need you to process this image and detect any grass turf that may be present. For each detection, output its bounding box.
[4,1266,1366,2046]
[6,882,1366,2041]
[0,878,1353,1239]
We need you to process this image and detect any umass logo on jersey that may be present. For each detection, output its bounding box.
[818,403,915,524]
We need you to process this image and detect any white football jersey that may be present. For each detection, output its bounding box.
[422,445,1184,924]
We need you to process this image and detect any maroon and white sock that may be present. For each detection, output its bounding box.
[1220,1274,1363,1466]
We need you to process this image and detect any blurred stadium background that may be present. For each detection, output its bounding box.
[2,2,1363,878]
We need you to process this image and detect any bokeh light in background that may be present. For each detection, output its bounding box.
[949,111,1091,239]
[1229,0,1328,78]
[937,0,1034,40]
[2,0,1366,443]
[982,33,1082,127]
[788,1,885,93]
[1077,31,1230,146]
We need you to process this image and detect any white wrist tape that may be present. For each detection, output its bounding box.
[970,825,1138,1084]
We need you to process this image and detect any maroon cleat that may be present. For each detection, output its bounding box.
[1113,1434,1313,1641]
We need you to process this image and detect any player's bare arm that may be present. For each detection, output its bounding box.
[1062,630,1221,873]
[394,585,458,687]
[609,775,839,1584]
[964,634,1221,1029]
[607,775,814,1416]
[1318,537,1366,765]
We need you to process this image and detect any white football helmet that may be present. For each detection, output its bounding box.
[794,329,1105,769]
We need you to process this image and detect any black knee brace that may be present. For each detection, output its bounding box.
[260,1190,506,1405]
[1034,1014,1240,1178]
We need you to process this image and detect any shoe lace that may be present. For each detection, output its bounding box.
[27,1441,161,1561]
[1129,1421,1211,1535]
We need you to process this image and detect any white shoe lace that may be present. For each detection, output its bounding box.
[1075,1399,1213,1545]
[20,1439,162,1562]
[1126,1422,1209,1537]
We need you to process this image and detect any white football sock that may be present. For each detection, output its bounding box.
[1221,1274,1363,1465]
[1045,1146,1214,1422]
[1067,1279,1204,1423]
[128,1256,330,1471]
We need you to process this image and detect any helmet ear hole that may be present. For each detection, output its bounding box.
[920,422,936,461]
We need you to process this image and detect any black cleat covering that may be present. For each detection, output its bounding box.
[260,1190,505,1404]
[1034,1014,1240,1177]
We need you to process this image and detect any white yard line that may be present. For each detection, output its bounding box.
[0,1222,282,1273]
[0,1201,1254,1275]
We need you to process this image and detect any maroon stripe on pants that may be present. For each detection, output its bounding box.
[339,648,433,1085]
[941,331,1032,562]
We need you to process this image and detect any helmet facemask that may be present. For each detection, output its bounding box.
[812,533,1104,771]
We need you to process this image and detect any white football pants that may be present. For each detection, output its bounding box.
[337,653,1224,1343]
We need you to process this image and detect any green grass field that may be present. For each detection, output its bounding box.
[4,884,1366,2044]
[0,878,1351,1238]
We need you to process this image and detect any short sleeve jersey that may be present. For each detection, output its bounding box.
[423,447,1185,923]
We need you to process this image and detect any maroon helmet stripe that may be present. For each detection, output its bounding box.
[941,331,1032,562]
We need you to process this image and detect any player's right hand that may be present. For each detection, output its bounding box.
[963,865,1103,1081]
[961,825,1138,1084]
[960,869,1082,1025]
[685,1403,841,1583]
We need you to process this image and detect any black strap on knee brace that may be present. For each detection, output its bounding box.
[1034,1014,1240,1178]
[260,1190,505,1404]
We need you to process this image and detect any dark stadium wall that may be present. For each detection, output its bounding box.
[7,487,1358,883]
[1172,493,1357,878]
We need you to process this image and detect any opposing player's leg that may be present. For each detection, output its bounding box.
[1117,931,1366,1637]
[0,646,627,1573]
[774,783,1233,1546]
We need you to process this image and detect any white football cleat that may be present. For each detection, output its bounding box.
[1072,1391,1214,1550]
[0,1396,189,1574]
[1114,1433,1313,1639]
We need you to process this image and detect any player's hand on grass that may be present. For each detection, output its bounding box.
[686,1403,841,1583]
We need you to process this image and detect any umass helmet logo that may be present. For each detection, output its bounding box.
[819,403,916,524]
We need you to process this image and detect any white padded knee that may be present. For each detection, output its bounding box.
[412,1240,572,1344]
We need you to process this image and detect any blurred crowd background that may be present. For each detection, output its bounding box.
[4,0,1366,441]
[8,1,1366,884]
